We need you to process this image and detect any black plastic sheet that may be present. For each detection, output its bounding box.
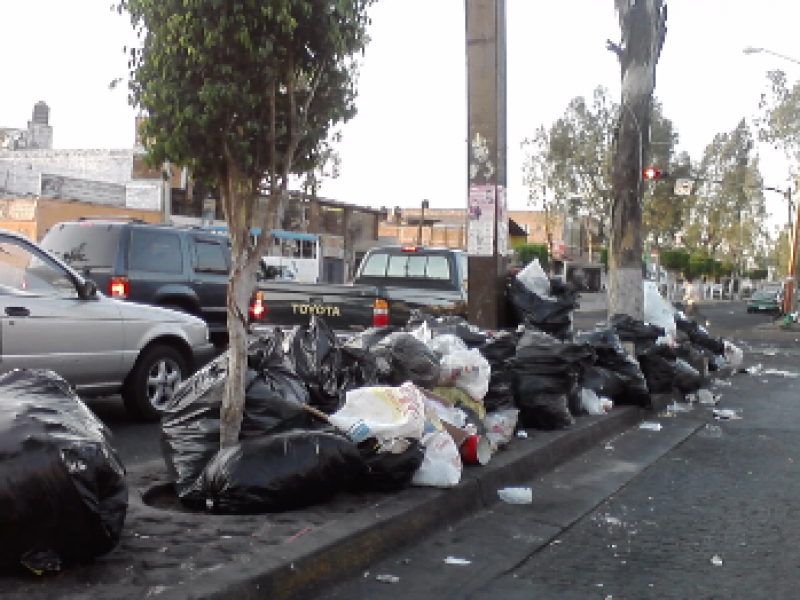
[199,431,364,513]
[0,369,128,573]
[610,314,665,354]
[483,370,516,413]
[638,355,676,394]
[371,331,441,389]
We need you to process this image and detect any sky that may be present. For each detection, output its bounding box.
[3,0,800,228]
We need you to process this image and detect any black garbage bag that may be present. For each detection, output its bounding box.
[674,358,702,394]
[638,355,676,394]
[610,314,665,354]
[0,369,128,573]
[371,331,441,388]
[343,326,400,353]
[479,330,519,363]
[513,328,595,374]
[285,316,344,413]
[406,311,489,347]
[507,279,576,339]
[356,438,425,492]
[162,339,311,506]
[674,315,725,355]
[578,365,626,399]
[483,370,516,413]
[516,393,575,430]
[199,430,364,513]
[575,325,651,407]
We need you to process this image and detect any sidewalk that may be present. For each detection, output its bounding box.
[3,401,666,600]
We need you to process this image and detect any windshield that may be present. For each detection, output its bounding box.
[753,291,777,300]
[40,223,120,269]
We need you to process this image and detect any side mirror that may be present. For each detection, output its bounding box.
[78,279,98,300]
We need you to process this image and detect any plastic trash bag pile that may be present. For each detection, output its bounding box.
[160,273,744,515]
[0,369,128,574]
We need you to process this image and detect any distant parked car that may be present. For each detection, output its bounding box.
[39,218,232,343]
[746,290,782,316]
[0,229,216,421]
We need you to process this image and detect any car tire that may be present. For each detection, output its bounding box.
[122,344,187,422]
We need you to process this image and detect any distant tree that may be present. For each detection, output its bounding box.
[757,69,800,177]
[118,0,375,445]
[682,120,767,274]
[660,249,689,275]
[516,243,549,268]
[745,268,768,281]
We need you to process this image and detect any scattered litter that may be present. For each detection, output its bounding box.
[713,409,742,420]
[746,364,763,375]
[516,430,529,439]
[702,424,723,437]
[639,422,663,431]
[696,389,720,405]
[375,574,400,584]
[666,402,693,413]
[762,348,778,356]
[713,379,732,387]
[444,556,472,565]
[497,487,533,504]
[711,555,723,566]
[604,443,614,450]
[763,369,800,378]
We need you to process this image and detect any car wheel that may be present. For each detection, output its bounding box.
[122,345,187,422]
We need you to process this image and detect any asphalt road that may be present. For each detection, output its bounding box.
[307,303,800,600]
[99,300,780,472]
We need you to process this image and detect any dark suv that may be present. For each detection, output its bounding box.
[40,218,231,341]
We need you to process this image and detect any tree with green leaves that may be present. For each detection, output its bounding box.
[118,0,375,445]
[757,69,800,175]
[682,120,768,275]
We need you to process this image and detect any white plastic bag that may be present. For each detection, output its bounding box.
[484,409,520,449]
[438,349,491,401]
[428,334,468,357]
[724,341,744,369]
[644,281,677,339]
[411,431,463,488]
[408,322,433,345]
[515,258,552,299]
[580,388,609,416]
[330,382,426,445]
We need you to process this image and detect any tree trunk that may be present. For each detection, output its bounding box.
[607,0,666,320]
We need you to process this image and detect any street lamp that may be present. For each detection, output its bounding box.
[743,46,800,66]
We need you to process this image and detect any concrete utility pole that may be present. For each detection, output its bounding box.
[606,0,667,320]
[466,0,508,330]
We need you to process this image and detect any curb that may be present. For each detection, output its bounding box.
[172,406,648,600]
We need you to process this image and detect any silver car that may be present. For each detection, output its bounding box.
[0,229,216,421]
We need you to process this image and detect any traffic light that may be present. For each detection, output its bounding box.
[643,167,662,180]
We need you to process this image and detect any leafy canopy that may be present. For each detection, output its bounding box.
[117,0,373,190]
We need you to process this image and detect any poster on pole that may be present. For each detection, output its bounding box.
[497,186,509,255]
[467,184,496,255]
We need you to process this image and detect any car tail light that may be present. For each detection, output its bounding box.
[373,298,389,327]
[250,291,266,320]
[110,276,129,299]
[401,245,419,252]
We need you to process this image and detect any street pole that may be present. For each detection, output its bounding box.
[466,0,507,330]
[784,182,800,315]
[417,199,429,245]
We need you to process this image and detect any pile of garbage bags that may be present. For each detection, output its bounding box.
[0,369,128,574]
[160,268,744,515]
